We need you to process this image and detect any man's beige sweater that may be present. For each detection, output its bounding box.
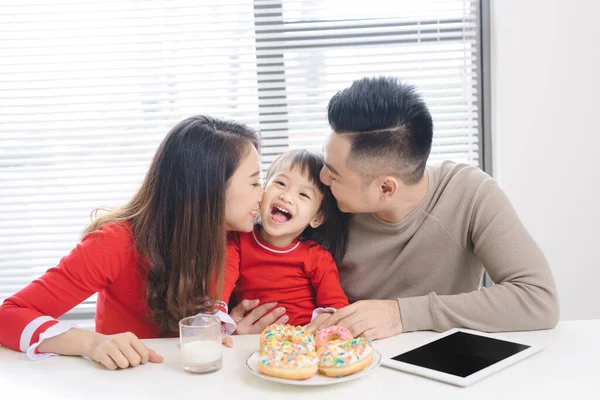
[340,161,559,332]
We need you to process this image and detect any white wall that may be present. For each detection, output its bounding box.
[490,0,600,320]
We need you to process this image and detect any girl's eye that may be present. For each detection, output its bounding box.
[275,180,285,187]
[252,183,261,187]
[300,193,310,199]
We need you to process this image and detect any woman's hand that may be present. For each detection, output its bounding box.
[84,331,164,370]
[229,299,288,334]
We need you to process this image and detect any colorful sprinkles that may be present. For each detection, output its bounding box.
[317,337,373,367]
[259,324,317,368]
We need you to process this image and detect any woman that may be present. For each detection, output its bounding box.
[0,115,287,370]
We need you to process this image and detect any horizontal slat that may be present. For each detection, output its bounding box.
[1,2,476,21]
[0,47,477,68]
[0,114,479,135]
[0,114,478,134]
[0,217,95,226]
[0,126,478,154]
[1,19,477,40]
[1,61,478,83]
[0,104,477,124]
[0,81,476,102]
[0,93,477,112]
[0,42,477,60]
[0,127,479,155]
[1,68,475,90]
[0,227,89,238]
[1,35,475,57]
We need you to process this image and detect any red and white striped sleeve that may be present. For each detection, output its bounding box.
[0,223,133,359]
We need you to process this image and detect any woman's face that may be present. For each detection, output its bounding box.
[224,146,263,232]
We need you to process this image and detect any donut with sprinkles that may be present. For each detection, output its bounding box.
[317,336,374,377]
[315,325,353,349]
[258,324,318,380]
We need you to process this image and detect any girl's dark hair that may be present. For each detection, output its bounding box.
[84,115,259,336]
[263,149,349,263]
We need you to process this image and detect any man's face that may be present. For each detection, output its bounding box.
[320,132,381,213]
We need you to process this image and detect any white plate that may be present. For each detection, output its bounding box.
[246,349,381,386]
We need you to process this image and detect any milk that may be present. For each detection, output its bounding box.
[181,340,222,373]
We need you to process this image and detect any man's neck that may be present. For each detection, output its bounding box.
[374,171,429,223]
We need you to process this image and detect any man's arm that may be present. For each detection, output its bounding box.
[323,176,559,339]
[400,177,560,333]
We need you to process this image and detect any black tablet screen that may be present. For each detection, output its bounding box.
[392,332,530,378]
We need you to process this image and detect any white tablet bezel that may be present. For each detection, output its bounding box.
[381,328,546,387]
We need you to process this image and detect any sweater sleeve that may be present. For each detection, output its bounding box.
[0,223,132,353]
[308,247,349,310]
[400,177,560,333]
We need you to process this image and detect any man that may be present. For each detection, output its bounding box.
[310,76,559,339]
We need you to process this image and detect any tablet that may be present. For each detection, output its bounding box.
[381,328,545,387]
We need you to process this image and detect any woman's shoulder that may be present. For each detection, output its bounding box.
[82,221,135,251]
[55,221,137,285]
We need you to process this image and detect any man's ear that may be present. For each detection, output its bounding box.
[309,211,326,228]
[379,175,399,199]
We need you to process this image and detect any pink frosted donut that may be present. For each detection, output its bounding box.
[315,326,353,348]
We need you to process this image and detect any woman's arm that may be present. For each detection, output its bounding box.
[0,223,162,368]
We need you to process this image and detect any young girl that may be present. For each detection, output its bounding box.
[0,115,277,370]
[221,149,350,327]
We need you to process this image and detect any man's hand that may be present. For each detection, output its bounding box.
[304,312,332,334]
[230,299,288,334]
[318,300,403,340]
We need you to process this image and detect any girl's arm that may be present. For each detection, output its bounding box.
[308,248,349,310]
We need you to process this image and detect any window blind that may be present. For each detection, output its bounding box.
[0,0,481,317]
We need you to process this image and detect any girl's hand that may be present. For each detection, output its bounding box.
[84,331,164,370]
[222,334,233,348]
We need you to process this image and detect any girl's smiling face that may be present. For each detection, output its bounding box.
[259,166,325,247]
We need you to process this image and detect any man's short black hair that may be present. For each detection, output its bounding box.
[327,76,433,184]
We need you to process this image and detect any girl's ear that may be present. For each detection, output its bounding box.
[309,211,326,228]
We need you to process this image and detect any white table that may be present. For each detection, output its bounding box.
[1,320,598,399]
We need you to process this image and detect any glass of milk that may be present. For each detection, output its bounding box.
[179,314,222,373]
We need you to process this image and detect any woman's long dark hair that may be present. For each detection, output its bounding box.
[263,149,349,264]
[84,115,259,336]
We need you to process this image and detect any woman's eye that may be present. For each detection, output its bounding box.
[252,183,261,187]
